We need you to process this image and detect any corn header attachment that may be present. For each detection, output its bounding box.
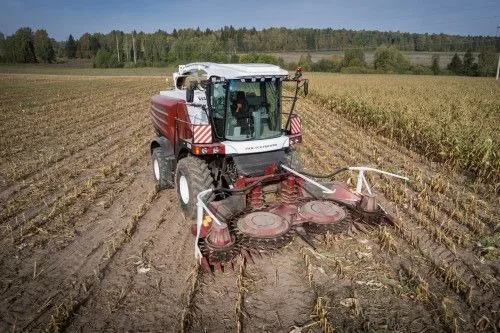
[193,164,408,272]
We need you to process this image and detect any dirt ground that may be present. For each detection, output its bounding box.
[0,74,498,332]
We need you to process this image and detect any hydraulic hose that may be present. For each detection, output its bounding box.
[296,167,349,179]
[207,172,289,203]
[207,166,348,203]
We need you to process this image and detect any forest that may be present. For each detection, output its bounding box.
[0,26,498,75]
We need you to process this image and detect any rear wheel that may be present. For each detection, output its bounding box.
[175,156,214,219]
[152,147,173,190]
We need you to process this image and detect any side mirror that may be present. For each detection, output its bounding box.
[303,79,309,96]
[293,66,303,80]
[186,81,196,103]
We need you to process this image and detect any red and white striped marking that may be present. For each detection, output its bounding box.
[290,116,301,134]
[193,125,212,144]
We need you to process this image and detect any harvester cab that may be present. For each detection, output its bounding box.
[149,62,408,272]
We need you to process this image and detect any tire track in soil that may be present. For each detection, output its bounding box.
[188,242,315,332]
[0,159,153,332]
[188,265,240,331]
[240,243,315,332]
[64,189,196,332]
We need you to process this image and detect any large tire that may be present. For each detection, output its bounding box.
[286,147,303,171]
[152,147,174,190]
[175,156,214,220]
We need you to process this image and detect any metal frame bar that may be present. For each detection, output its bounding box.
[348,166,409,194]
[194,189,223,260]
[280,165,335,194]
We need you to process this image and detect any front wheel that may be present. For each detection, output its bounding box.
[175,156,214,220]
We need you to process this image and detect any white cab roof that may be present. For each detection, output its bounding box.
[177,62,289,79]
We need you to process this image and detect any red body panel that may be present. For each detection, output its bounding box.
[176,103,193,141]
[151,95,192,147]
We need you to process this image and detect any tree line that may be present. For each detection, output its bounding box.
[293,45,497,77]
[0,28,56,63]
[446,50,498,76]
[0,26,498,76]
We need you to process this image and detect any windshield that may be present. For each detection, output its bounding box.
[210,79,282,141]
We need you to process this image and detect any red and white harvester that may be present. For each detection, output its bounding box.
[149,63,407,271]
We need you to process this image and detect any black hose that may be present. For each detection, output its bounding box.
[206,166,348,204]
[297,167,349,179]
[212,178,263,194]
[210,172,289,197]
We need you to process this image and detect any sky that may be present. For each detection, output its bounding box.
[0,0,499,40]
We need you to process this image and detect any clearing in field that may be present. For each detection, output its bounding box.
[0,72,498,332]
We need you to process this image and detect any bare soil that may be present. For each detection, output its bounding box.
[0,74,498,332]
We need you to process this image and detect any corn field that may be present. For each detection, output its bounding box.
[305,73,500,188]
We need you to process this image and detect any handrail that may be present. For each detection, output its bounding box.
[347,166,409,194]
[194,189,223,260]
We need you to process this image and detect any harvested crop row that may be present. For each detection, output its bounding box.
[0,76,161,188]
[0,74,171,332]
